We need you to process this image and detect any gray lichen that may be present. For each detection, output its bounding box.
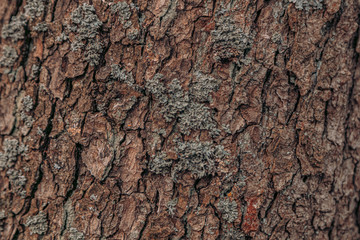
[90,194,98,201]
[161,78,189,122]
[69,227,85,240]
[0,46,18,68]
[37,127,45,137]
[55,32,69,43]
[70,3,102,41]
[1,15,27,42]
[68,3,103,66]
[211,8,255,61]
[127,28,139,40]
[146,73,221,136]
[221,227,245,240]
[145,73,168,104]
[33,22,48,32]
[190,72,221,103]
[60,200,85,240]
[148,152,172,175]
[24,0,45,20]
[22,95,34,112]
[84,39,103,66]
[222,124,232,135]
[20,95,35,128]
[25,211,48,235]
[20,112,34,128]
[172,140,228,179]
[30,64,40,79]
[289,0,323,10]
[0,138,28,170]
[110,1,132,24]
[217,198,238,223]
[6,169,27,197]
[178,102,217,136]
[166,198,178,216]
[271,32,282,44]
[110,64,135,85]
[0,211,5,220]
[0,210,5,232]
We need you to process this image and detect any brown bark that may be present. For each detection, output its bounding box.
[0,0,359,239]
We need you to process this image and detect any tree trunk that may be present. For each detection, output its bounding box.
[0,0,359,239]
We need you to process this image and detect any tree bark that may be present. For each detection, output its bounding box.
[0,0,359,239]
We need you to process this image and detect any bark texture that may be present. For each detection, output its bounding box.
[0,0,359,239]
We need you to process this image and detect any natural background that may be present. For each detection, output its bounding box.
[0,0,359,239]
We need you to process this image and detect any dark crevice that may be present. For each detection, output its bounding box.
[19,23,32,83]
[254,9,262,26]
[154,190,160,214]
[355,192,360,234]
[286,84,300,125]
[264,191,278,219]
[137,207,151,240]
[260,69,272,122]
[11,228,20,240]
[322,100,329,138]
[212,0,217,15]
[21,100,57,218]
[327,217,335,239]
[51,0,59,22]
[64,143,82,201]
[39,101,57,152]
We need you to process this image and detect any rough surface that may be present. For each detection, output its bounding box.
[1,15,27,42]
[173,140,228,179]
[0,0,359,239]
[289,0,323,10]
[67,3,103,66]
[217,198,239,223]
[0,138,27,170]
[24,0,45,20]
[25,211,48,235]
[0,46,18,68]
